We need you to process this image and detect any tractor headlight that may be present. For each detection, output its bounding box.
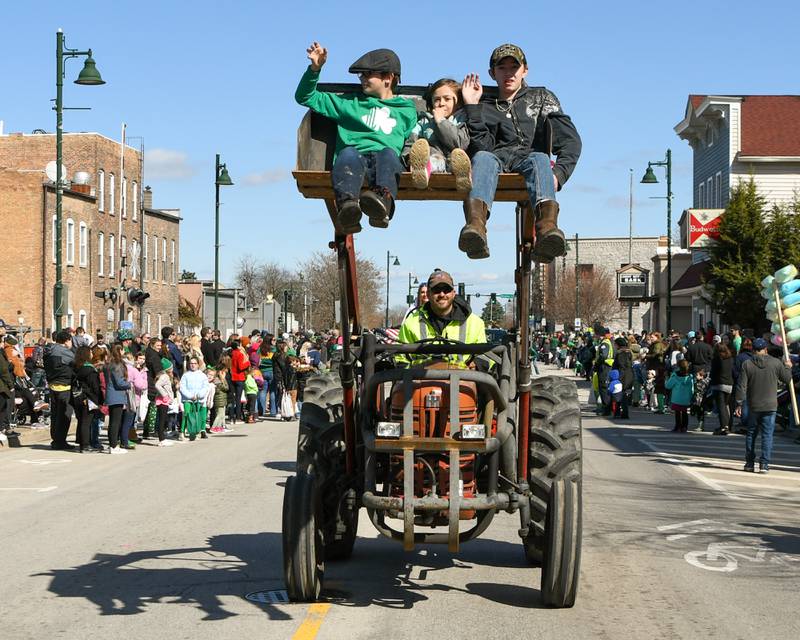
[461,424,486,440]
[376,421,402,438]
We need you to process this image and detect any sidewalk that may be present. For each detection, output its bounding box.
[542,363,800,503]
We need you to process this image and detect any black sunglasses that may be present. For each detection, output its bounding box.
[431,285,453,294]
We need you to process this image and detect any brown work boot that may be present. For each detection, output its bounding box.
[458,199,490,259]
[360,187,394,228]
[532,199,566,262]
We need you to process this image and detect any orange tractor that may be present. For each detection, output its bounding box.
[283,83,582,608]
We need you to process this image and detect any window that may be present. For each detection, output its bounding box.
[109,233,116,279]
[51,215,57,263]
[122,177,127,218]
[143,233,149,280]
[699,183,705,209]
[171,239,176,284]
[67,308,74,329]
[78,310,87,331]
[79,222,88,267]
[121,236,127,279]
[132,181,138,221]
[146,313,152,334]
[162,238,167,282]
[98,232,105,276]
[153,236,158,283]
[715,171,722,208]
[109,173,116,215]
[131,239,139,281]
[157,313,162,334]
[98,169,105,212]
[65,218,75,265]
[707,178,713,208]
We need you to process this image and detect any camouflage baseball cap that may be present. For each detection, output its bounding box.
[427,269,454,289]
[490,43,527,68]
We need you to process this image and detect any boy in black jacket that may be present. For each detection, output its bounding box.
[459,43,581,261]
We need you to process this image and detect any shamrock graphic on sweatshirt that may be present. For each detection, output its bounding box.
[361,107,397,135]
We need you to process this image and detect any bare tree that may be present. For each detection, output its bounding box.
[546,268,621,328]
[298,250,383,330]
[234,255,293,305]
[387,304,408,327]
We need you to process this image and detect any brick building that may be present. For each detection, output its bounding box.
[0,131,180,339]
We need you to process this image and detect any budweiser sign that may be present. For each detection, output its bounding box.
[687,209,724,248]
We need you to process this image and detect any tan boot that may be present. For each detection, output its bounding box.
[458,199,490,259]
[532,199,566,262]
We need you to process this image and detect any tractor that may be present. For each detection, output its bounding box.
[283,82,582,608]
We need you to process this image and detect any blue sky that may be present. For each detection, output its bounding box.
[3,1,799,311]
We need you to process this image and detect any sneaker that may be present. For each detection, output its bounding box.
[3,429,21,437]
[157,439,175,447]
[33,401,49,412]
[29,422,47,430]
[713,428,729,436]
[210,426,224,434]
[743,463,755,473]
[222,426,234,433]
[759,464,769,474]
[108,446,128,455]
[200,431,208,439]
[409,138,431,189]
[360,187,394,228]
[336,199,363,235]
[449,148,472,191]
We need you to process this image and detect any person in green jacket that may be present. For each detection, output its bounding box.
[296,42,417,234]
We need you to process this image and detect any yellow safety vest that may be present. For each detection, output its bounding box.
[600,338,615,367]
[397,307,487,368]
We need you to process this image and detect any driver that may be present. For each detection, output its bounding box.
[397,269,486,367]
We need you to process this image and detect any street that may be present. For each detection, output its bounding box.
[1,366,799,640]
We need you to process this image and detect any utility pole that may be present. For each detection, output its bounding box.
[628,168,634,331]
[574,233,579,328]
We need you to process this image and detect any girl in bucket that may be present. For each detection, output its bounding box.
[405,78,472,191]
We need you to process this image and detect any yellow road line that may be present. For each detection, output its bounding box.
[291,603,331,640]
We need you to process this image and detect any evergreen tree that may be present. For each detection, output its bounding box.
[481,299,505,326]
[705,179,800,332]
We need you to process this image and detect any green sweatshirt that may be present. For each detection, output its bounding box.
[295,67,417,157]
[244,374,258,395]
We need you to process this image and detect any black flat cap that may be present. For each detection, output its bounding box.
[348,48,401,79]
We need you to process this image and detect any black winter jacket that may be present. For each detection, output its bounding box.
[43,343,74,386]
[73,364,103,406]
[145,346,163,400]
[613,348,634,390]
[710,355,734,387]
[464,85,581,188]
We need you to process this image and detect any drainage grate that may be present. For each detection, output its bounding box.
[245,590,289,605]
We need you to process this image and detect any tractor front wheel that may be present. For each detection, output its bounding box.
[282,471,324,601]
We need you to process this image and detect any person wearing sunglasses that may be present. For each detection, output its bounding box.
[397,269,486,368]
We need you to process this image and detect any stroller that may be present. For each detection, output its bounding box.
[13,377,50,428]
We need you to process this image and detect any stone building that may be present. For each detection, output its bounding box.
[0,131,180,339]
[545,235,691,334]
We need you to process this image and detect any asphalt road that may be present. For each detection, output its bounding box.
[1,366,799,640]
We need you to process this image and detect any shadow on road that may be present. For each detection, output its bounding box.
[36,529,550,620]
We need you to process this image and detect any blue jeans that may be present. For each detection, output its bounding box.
[91,413,103,449]
[331,146,403,201]
[469,150,556,211]
[745,411,776,467]
[260,370,277,416]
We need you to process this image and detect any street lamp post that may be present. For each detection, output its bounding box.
[407,273,418,305]
[54,29,104,332]
[641,149,673,332]
[385,251,400,327]
[214,154,234,330]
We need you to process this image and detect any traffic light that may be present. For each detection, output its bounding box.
[458,282,466,297]
[126,287,150,305]
[490,292,497,303]
[94,288,118,304]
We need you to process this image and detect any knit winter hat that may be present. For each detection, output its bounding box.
[160,357,173,371]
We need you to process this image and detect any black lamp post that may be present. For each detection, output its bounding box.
[54,29,104,332]
[641,149,673,332]
[385,251,400,327]
[214,154,234,329]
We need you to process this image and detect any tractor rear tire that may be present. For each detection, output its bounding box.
[296,371,358,561]
[523,376,582,566]
[282,471,324,601]
[541,478,582,608]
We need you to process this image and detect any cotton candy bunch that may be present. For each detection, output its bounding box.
[762,264,800,345]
